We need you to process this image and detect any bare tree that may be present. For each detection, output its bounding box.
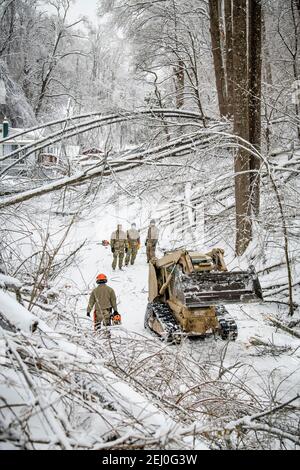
[248,0,262,215]
[224,0,233,117]
[208,0,228,117]
[232,0,252,255]
[34,0,85,117]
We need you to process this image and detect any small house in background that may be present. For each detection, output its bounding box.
[82,147,104,156]
[74,147,105,170]
[0,119,44,175]
[38,152,59,166]
[0,118,79,176]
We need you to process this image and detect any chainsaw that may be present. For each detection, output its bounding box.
[111,312,122,325]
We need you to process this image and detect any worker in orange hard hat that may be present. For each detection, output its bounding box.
[87,273,118,331]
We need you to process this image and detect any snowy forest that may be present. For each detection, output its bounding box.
[0,0,300,451]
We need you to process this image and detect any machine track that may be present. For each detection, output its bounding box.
[145,302,182,343]
[215,305,238,340]
[145,302,238,342]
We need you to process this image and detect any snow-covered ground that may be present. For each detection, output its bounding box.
[57,192,300,407]
[1,168,300,449]
[60,203,150,334]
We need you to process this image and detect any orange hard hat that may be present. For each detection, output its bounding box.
[96,273,107,282]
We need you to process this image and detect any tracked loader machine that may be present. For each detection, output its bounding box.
[144,248,263,343]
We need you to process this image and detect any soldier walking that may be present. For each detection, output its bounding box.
[125,223,140,266]
[110,224,129,270]
[86,273,119,331]
[145,219,159,262]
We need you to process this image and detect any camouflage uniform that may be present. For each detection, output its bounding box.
[110,225,129,269]
[125,227,140,266]
[146,224,159,262]
[87,283,117,330]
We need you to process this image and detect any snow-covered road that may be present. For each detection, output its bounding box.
[60,201,150,334]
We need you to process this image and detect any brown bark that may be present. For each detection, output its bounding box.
[248,0,262,215]
[209,0,228,117]
[232,0,252,255]
[224,0,234,117]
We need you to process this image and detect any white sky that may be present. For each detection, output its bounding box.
[43,0,99,24]
[68,0,98,23]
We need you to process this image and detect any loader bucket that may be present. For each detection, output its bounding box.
[179,267,263,307]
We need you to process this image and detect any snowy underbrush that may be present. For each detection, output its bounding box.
[0,289,209,450]
[1,286,298,451]
[75,328,300,450]
[1,147,300,450]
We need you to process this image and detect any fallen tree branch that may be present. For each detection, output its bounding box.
[267,316,300,339]
[4,334,73,449]
[0,132,229,209]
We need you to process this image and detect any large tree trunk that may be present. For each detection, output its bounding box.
[209,0,228,117]
[232,0,252,255]
[248,0,262,215]
[224,0,234,117]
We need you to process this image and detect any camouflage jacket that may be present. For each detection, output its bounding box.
[127,228,140,245]
[87,284,117,313]
[110,229,129,251]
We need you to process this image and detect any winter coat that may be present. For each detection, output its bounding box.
[146,225,159,241]
[87,284,117,314]
[127,228,140,245]
[110,229,129,251]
